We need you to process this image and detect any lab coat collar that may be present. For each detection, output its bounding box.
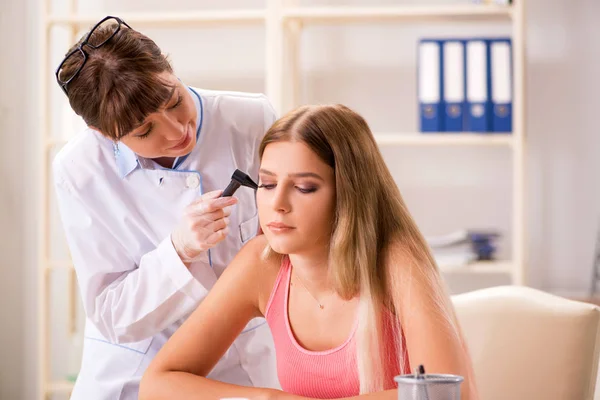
[115,85,203,179]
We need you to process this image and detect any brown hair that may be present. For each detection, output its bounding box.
[58,21,174,140]
[259,105,475,395]
[259,104,408,300]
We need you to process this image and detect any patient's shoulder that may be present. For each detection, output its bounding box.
[238,235,284,313]
[239,234,281,266]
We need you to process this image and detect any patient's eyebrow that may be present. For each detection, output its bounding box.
[259,169,324,181]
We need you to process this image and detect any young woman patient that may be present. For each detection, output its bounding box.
[139,104,479,400]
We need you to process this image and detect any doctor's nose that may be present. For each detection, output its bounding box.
[162,117,186,140]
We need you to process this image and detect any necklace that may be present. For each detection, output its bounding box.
[293,271,331,310]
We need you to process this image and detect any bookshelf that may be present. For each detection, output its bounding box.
[281,4,513,22]
[38,0,526,397]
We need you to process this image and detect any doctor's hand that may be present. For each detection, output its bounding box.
[171,190,238,263]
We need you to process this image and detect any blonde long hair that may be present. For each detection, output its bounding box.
[259,105,472,394]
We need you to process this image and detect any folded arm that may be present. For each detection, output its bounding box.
[139,235,279,400]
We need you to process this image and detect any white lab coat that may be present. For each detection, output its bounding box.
[53,86,280,400]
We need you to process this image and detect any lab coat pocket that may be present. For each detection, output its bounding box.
[120,336,154,354]
[85,323,154,354]
[72,335,154,398]
[239,214,259,244]
[87,334,154,355]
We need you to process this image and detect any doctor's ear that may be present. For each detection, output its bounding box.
[88,125,117,141]
[88,125,104,135]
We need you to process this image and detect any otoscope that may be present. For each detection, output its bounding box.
[219,169,259,197]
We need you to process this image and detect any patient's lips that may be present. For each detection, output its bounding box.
[267,221,294,233]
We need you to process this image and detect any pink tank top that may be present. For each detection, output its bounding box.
[264,256,409,398]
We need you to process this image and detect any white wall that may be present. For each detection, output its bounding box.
[1,0,598,398]
[0,0,39,399]
[524,0,600,293]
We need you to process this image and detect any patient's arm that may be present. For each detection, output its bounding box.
[139,235,280,400]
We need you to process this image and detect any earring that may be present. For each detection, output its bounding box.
[113,142,120,157]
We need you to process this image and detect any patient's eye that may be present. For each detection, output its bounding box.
[297,186,317,194]
[258,183,276,190]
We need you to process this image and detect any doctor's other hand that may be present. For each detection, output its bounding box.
[171,190,237,263]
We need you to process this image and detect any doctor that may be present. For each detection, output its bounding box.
[53,16,278,399]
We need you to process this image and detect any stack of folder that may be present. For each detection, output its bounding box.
[418,38,513,133]
[426,229,501,269]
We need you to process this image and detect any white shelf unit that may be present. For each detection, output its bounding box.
[47,10,266,26]
[373,133,515,147]
[39,1,526,398]
[281,4,512,22]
